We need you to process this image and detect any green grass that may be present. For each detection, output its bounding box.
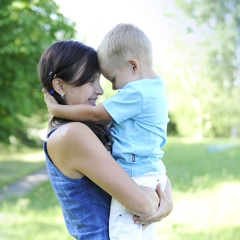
[0,144,45,189]
[163,137,239,192]
[155,137,240,240]
[0,182,72,240]
[155,182,240,240]
[0,138,239,240]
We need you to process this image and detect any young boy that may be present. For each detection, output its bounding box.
[44,23,170,240]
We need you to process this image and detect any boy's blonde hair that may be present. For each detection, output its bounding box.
[97,23,153,68]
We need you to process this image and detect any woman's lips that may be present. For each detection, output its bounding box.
[88,98,97,105]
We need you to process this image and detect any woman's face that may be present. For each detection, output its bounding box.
[63,73,103,106]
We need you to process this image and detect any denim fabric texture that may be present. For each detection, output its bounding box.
[44,128,111,240]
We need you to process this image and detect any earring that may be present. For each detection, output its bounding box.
[61,92,65,100]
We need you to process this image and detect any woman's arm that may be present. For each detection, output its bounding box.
[133,177,173,224]
[47,122,159,218]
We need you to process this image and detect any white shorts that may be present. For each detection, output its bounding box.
[109,171,167,240]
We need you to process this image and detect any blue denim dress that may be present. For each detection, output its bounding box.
[44,128,111,240]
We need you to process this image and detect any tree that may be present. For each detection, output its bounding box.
[159,0,240,138]
[0,0,76,143]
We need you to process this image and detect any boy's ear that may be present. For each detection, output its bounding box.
[129,59,139,74]
[52,78,64,95]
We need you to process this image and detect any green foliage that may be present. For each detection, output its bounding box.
[162,0,240,138]
[0,0,76,143]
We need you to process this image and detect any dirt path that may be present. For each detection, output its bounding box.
[0,168,48,200]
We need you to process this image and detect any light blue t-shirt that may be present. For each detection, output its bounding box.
[102,77,169,177]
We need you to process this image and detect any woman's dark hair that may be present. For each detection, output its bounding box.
[38,40,99,104]
[38,41,110,147]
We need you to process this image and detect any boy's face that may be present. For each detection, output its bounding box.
[100,63,136,90]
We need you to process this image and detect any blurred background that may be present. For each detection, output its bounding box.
[0,0,239,239]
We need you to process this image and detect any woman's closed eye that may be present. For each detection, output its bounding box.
[89,78,95,84]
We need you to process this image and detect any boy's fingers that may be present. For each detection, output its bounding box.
[42,88,48,94]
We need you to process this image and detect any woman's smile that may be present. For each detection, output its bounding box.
[88,97,98,105]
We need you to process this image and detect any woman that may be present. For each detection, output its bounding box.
[38,40,173,240]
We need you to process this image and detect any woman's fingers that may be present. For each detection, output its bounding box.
[133,183,173,225]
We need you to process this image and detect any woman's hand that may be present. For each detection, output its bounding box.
[133,178,173,225]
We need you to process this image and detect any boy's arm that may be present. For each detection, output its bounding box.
[51,103,113,122]
[43,89,112,123]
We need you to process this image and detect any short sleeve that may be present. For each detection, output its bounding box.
[102,84,143,124]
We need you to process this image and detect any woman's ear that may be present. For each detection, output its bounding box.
[52,78,64,95]
[129,59,139,74]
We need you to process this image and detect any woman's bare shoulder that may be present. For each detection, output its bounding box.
[48,122,97,149]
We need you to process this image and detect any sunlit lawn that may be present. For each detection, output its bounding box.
[0,138,239,240]
[156,182,239,240]
[0,145,45,189]
[155,137,240,240]
[0,181,72,240]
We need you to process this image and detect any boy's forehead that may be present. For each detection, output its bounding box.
[101,68,112,80]
[100,63,112,75]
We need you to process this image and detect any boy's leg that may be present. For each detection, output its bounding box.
[133,172,167,240]
[141,223,158,240]
[109,172,167,240]
[109,197,142,240]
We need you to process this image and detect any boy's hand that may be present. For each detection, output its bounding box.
[42,88,58,115]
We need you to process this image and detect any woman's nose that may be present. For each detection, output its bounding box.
[95,82,104,95]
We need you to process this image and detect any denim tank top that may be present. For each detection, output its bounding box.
[44,128,111,240]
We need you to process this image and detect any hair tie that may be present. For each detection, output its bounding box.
[48,71,56,79]
[50,89,55,95]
